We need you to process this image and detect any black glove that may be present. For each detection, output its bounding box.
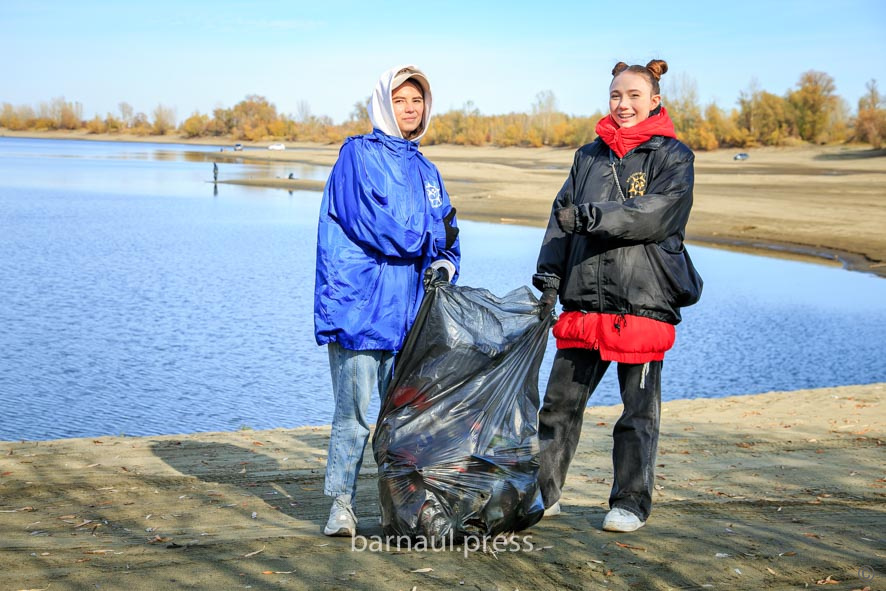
[423,266,450,292]
[443,208,459,249]
[553,193,586,234]
[538,288,557,319]
[554,205,579,233]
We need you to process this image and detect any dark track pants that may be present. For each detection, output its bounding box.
[537,348,662,521]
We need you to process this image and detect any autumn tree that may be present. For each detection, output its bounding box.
[294,100,312,125]
[118,102,134,128]
[181,111,209,137]
[60,98,82,129]
[665,74,718,150]
[290,99,317,140]
[735,79,761,139]
[85,115,107,134]
[788,70,838,143]
[530,90,561,146]
[130,112,152,136]
[291,99,344,142]
[340,96,372,137]
[207,107,234,136]
[455,101,487,145]
[825,98,851,143]
[38,97,82,130]
[5,69,865,149]
[0,103,34,130]
[423,110,451,144]
[853,79,886,148]
[560,113,602,148]
[427,101,487,146]
[104,112,123,133]
[266,117,289,138]
[152,104,177,135]
[349,97,370,125]
[492,113,531,147]
[704,103,748,147]
[228,95,278,140]
[737,83,794,146]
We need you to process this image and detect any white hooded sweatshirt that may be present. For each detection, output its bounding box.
[368,64,433,142]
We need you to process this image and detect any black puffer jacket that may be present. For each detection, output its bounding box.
[533,135,702,325]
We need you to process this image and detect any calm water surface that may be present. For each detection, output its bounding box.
[1,137,884,441]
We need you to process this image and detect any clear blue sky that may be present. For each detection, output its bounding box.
[2,0,884,124]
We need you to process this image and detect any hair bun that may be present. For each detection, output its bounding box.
[645,59,668,80]
[611,61,630,77]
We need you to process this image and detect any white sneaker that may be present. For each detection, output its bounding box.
[543,502,561,517]
[323,494,357,537]
[602,507,645,532]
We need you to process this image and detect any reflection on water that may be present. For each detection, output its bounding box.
[0,137,884,441]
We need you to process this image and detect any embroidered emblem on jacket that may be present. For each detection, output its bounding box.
[425,181,443,207]
[627,172,647,197]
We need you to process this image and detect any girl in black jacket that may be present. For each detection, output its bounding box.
[534,59,702,532]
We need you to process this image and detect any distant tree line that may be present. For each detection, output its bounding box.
[2,71,884,150]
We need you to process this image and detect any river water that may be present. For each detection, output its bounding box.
[1,137,884,441]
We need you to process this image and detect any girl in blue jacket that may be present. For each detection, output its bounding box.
[314,65,460,536]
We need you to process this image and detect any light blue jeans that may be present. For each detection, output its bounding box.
[323,342,395,501]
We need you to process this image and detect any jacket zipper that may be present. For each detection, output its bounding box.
[598,150,624,313]
[405,154,418,344]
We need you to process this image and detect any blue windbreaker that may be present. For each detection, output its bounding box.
[314,128,460,351]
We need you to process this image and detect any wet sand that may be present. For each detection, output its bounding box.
[1,384,883,590]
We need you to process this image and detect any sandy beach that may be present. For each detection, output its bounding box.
[1,384,883,590]
[3,130,885,276]
[213,140,886,278]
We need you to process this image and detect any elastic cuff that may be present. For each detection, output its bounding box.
[430,259,456,282]
[533,273,560,292]
[555,338,595,350]
[575,204,592,233]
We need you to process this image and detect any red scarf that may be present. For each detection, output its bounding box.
[595,107,676,158]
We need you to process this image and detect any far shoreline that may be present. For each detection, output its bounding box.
[5,129,885,278]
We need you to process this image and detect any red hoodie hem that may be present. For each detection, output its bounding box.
[553,311,675,364]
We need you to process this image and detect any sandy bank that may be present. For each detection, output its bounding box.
[5,130,885,276]
[1,383,883,590]
[225,142,886,278]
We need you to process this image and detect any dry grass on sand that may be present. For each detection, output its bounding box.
[1,384,883,590]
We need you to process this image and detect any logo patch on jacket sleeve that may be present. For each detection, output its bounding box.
[425,181,443,207]
[627,172,647,197]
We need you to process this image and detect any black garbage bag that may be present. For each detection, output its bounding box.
[372,282,553,543]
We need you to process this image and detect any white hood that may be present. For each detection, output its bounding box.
[368,64,433,143]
